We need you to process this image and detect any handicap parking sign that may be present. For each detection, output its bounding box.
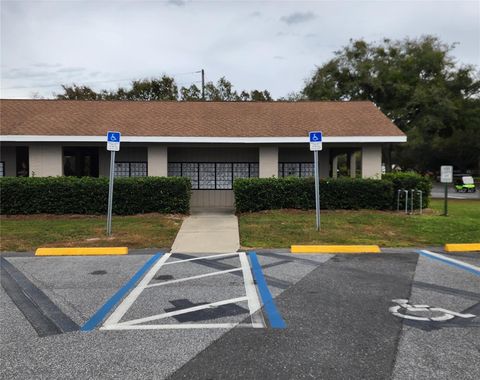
[309,131,323,151]
[107,131,121,151]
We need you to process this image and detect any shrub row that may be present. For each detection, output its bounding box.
[0,176,191,215]
[233,172,431,212]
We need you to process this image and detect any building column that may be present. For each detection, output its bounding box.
[331,155,338,179]
[29,144,62,177]
[147,145,168,176]
[349,151,357,178]
[361,144,382,179]
[259,146,278,178]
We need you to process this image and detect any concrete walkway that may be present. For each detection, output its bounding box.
[171,209,240,254]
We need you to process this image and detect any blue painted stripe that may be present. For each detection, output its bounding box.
[416,250,480,277]
[81,253,163,331]
[248,251,286,329]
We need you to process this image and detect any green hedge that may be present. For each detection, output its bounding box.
[0,176,191,215]
[233,172,431,212]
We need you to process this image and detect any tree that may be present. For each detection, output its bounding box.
[179,84,201,100]
[250,90,272,101]
[303,36,480,172]
[127,76,178,100]
[204,77,239,101]
[56,84,99,100]
[57,75,275,103]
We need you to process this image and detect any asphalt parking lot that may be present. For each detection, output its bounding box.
[431,183,479,199]
[1,249,479,379]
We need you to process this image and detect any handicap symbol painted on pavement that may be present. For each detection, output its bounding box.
[389,299,476,322]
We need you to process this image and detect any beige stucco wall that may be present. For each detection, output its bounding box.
[29,144,62,177]
[259,146,278,178]
[0,146,17,176]
[362,144,382,179]
[148,145,168,176]
[190,190,234,208]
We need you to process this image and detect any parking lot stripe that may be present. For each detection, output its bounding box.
[115,296,249,326]
[164,252,238,265]
[145,267,243,288]
[248,252,286,329]
[101,252,172,328]
[101,323,242,330]
[417,250,480,276]
[81,253,165,331]
[239,252,265,328]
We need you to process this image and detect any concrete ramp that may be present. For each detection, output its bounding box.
[171,211,240,254]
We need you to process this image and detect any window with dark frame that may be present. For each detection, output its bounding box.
[168,162,259,190]
[278,162,314,178]
[114,162,148,177]
[0,161,4,177]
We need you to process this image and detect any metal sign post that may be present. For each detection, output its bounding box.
[106,131,121,235]
[440,165,453,216]
[309,131,323,231]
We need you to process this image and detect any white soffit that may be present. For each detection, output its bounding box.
[0,135,407,143]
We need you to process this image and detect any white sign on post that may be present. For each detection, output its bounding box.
[106,131,121,236]
[309,131,323,151]
[440,165,453,183]
[309,131,322,231]
[107,131,121,151]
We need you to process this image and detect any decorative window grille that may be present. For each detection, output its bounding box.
[114,162,147,177]
[278,163,314,178]
[168,162,259,190]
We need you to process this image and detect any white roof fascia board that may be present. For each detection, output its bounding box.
[0,135,407,143]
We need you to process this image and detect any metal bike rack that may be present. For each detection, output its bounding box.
[397,189,423,215]
[396,189,409,214]
[416,190,423,214]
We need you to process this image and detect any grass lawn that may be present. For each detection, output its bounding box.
[0,213,184,252]
[238,199,480,248]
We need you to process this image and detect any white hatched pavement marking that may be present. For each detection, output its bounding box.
[164,252,238,265]
[106,296,249,327]
[103,252,172,327]
[239,251,265,328]
[101,252,266,330]
[102,323,244,330]
[145,267,242,288]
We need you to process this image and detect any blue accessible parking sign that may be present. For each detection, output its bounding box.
[107,131,121,152]
[309,131,322,142]
[107,131,121,142]
[309,131,323,152]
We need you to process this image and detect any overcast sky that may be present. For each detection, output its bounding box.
[1,0,479,99]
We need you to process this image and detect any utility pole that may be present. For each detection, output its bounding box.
[201,69,205,100]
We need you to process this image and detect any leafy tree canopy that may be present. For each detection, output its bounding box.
[56,76,272,102]
[303,36,480,172]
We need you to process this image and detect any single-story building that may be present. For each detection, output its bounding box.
[0,100,406,208]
